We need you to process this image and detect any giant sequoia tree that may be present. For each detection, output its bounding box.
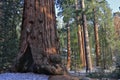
[14,0,66,75]
[80,0,92,72]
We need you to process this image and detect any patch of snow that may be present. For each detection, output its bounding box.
[0,72,49,80]
[68,71,76,74]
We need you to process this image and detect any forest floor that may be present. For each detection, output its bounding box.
[0,72,119,80]
[0,68,119,80]
[69,68,119,80]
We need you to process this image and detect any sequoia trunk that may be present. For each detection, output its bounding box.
[80,0,92,72]
[75,0,86,68]
[14,0,66,75]
[93,8,100,66]
[66,23,71,71]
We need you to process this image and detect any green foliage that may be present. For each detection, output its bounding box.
[98,1,114,68]
[0,0,22,72]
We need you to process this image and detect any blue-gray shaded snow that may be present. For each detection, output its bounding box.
[0,73,49,80]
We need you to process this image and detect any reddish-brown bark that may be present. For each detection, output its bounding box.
[80,0,92,72]
[93,8,100,66]
[66,23,71,70]
[14,0,66,75]
[75,0,86,68]
[114,15,120,37]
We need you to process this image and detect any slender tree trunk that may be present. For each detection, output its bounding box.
[93,8,100,66]
[14,0,66,75]
[75,0,85,68]
[80,0,92,72]
[66,23,71,71]
[103,44,106,69]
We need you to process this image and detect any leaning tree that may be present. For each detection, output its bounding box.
[14,0,67,75]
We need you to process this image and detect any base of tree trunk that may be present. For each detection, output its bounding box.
[15,64,66,75]
[13,51,68,75]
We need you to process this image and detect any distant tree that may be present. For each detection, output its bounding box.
[114,13,120,38]
[66,22,71,71]
[91,0,100,66]
[93,8,100,66]
[75,0,86,68]
[57,0,75,70]
[80,0,92,72]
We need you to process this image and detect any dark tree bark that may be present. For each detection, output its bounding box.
[14,0,66,75]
